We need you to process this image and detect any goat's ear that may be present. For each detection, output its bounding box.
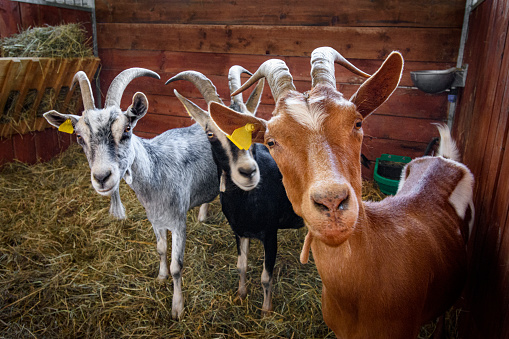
[245,78,265,116]
[350,51,403,118]
[43,110,80,131]
[174,89,210,129]
[209,102,267,143]
[126,92,148,126]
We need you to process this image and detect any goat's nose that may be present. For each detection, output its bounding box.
[94,171,112,186]
[238,165,257,178]
[311,187,349,213]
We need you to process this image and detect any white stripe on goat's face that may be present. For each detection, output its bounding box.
[206,121,260,191]
[74,106,134,196]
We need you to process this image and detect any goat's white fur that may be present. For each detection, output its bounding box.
[285,96,326,132]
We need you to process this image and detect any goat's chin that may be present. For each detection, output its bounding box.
[302,208,358,247]
[311,227,355,247]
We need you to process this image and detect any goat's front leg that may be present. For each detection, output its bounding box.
[170,225,186,319]
[261,232,277,316]
[236,235,250,299]
[155,228,169,282]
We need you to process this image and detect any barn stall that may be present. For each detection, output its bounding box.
[0,0,507,338]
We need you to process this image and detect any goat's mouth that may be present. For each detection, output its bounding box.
[231,171,260,191]
[311,227,354,247]
[301,204,358,246]
[94,183,118,196]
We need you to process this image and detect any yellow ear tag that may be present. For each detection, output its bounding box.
[227,123,255,150]
[58,119,74,134]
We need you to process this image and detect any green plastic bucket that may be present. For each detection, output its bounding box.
[373,154,412,195]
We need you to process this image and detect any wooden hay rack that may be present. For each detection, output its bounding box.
[0,57,99,138]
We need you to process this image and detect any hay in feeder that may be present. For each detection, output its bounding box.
[0,23,93,58]
[0,24,94,133]
[0,145,459,338]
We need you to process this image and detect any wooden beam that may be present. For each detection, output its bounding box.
[97,23,461,62]
[95,0,465,28]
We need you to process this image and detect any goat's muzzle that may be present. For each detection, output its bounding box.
[91,166,119,196]
[304,182,358,246]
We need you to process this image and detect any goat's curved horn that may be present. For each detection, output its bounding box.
[310,47,371,89]
[231,59,295,104]
[71,71,95,111]
[228,65,252,106]
[165,71,223,105]
[105,68,160,108]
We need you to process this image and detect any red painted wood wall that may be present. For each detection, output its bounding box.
[452,0,509,337]
[94,0,466,179]
[0,0,91,165]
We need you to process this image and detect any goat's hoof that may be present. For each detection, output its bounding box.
[171,305,184,320]
[233,294,246,305]
[156,275,168,284]
[171,309,182,320]
[237,288,248,300]
[261,308,273,317]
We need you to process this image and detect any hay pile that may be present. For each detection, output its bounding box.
[0,23,93,58]
[0,145,457,338]
[0,23,92,131]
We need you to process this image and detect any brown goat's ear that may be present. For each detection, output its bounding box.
[209,102,267,143]
[350,51,403,118]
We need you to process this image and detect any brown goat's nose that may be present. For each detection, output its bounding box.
[311,187,349,212]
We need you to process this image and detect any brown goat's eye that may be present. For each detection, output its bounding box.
[355,119,363,130]
[266,139,276,148]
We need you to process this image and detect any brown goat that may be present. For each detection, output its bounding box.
[208,47,473,338]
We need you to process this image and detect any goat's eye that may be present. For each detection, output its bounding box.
[354,119,363,130]
[76,134,83,143]
[266,139,276,148]
[207,131,214,139]
[125,124,131,133]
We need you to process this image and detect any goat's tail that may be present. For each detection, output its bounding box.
[435,123,461,162]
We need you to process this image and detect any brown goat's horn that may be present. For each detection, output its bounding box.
[231,59,295,104]
[166,71,223,105]
[71,71,95,111]
[228,65,252,106]
[105,68,160,108]
[310,47,370,89]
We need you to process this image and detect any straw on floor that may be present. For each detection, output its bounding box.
[0,144,457,338]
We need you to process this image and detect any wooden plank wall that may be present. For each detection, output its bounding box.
[95,0,466,179]
[0,0,91,165]
[452,0,509,337]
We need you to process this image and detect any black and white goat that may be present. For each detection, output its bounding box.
[167,67,304,315]
[43,68,219,319]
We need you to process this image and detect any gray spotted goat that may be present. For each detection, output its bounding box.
[43,68,219,319]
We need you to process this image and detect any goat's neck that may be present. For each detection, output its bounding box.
[126,135,153,187]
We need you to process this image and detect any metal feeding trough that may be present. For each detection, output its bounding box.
[373,154,412,195]
[411,67,467,94]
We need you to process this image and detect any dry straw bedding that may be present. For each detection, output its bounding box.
[0,144,452,338]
